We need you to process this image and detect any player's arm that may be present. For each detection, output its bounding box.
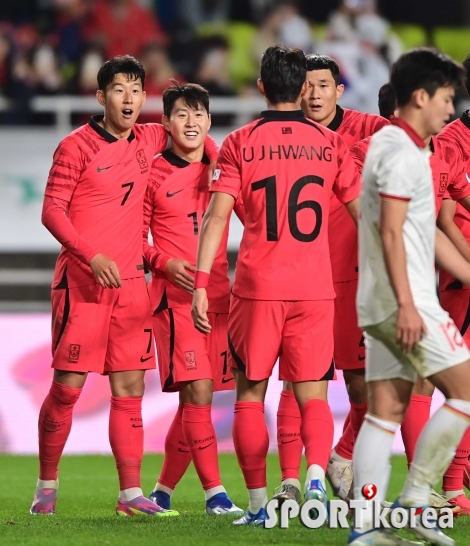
[332,138,361,225]
[435,227,470,285]
[192,191,235,333]
[437,199,470,262]
[380,197,426,352]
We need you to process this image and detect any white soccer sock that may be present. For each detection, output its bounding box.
[282,478,301,491]
[400,400,470,507]
[119,487,143,501]
[248,487,268,514]
[154,483,174,496]
[331,448,352,464]
[204,485,226,501]
[306,464,326,489]
[37,478,59,490]
[353,413,399,531]
[444,489,464,499]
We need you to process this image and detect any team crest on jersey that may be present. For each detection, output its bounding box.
[136,149,148,173]
[68,344,81,363]
[212,169,221,181]
[185,350,197,370]
[439,173,448,195]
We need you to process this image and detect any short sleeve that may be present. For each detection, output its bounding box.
[209,133,241,199]
[444,145,470,202]
[332,136,361,204]
[349,138,369,175]
[376,146,418,202]
[45,139,84,201]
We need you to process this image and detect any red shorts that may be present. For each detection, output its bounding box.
[51,277,155,374]
[228,295,335,382]
[153,308,234,393]
[333,280,365,370]
[440,289,470,345]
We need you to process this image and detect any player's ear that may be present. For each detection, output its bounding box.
[300,80,309,98]
[96,89,105,107]
[207,113,212,131]
[162,115,171,132]
[257,78,266,98]
[414,88,429,109]
[336,84,345,100]
[142,90,146,105]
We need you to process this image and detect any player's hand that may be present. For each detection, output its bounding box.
[89,253,122,288]
[165,259,196,293]
[395,302,427,353]
[192,288,211,334]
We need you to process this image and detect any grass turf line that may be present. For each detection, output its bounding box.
[1,454,470,545]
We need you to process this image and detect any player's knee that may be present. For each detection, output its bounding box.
[180,379,213,405]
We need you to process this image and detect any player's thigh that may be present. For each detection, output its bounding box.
[440,289,470,342]
[153,306,212,393]
[333,280,365,370]
[228,295,284,381]
[51,283,112,373]
[207,312,235,391]
[105,277,156,373]
[280,300,335,382]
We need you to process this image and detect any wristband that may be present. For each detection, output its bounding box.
[194,270,210,289]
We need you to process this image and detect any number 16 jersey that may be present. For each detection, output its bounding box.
[210,109,360,301]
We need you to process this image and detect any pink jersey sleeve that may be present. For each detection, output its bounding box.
[143,185,171,272]
[332,136,361,204]
[209,133,241,199]
[45,139,84,201]
[204,134,219,163]
[143,123,170,154]
[443,145,470,202]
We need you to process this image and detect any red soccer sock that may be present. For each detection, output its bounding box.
[277,390,303,481]
[443,427,470,492]
[109,396,144,491]
[343,410,351,433]
[158,405,191,490]
[233,401,269,489]
[401,394,432,466]
[300,399,334,471]
[182,403,221,490]
[38,381,82,480]
[335,402,368,460]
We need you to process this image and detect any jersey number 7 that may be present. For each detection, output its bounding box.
[251,174,323,242]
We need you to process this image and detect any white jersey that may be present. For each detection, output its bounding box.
[357,121,436,327]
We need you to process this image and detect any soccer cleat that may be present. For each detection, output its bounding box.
[326,456,353,500]
[232,507,267,526]
[271,483,302,505]
[304,479,328,523]
[348,528,424,546]
[390,500,454,546]
[30,488,57,515]
[116,495,179,517]
[149,489,171,510]
[205,492,244,516]
[444,493,470,516]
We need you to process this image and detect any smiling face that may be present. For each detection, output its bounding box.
[301,69,344,126]
[96,73,146,138]
[163,97,211,155]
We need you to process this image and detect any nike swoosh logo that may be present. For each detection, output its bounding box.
[466,172,470,184]
[178,448,189,453]
[140,355,153,362]
[198,442,214,450]
[166,189,184,198]
[281,439,298,444]
[358,355,366,361]
[221,377,234,383]
[132,424,143,428]
[97,165,113,172]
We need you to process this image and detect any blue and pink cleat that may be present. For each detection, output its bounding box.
[116,495,179,517]
[30,488,57,515]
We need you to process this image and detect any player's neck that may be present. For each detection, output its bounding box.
[98,117,132,140]
[396,107,432,141]
[318,106,338,128]
[266,100,302,111]
[170,142,204,163]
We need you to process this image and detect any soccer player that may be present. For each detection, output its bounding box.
[273,54,389,505]
[192,45,361,526]
[351,48,470,546]
[142,81,243,515]
[32,55,186,517]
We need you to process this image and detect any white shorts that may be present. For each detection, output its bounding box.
[364,304,470,383]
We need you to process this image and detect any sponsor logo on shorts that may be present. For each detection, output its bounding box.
[185,350,197,370]
[136,149,148,173]
[221,376,234,384]
[68,344,81,363]
[140,355,153,363]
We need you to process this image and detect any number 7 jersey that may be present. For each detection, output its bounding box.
[210,109,360,300]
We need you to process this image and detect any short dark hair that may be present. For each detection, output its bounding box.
[378,83,397,119]
[260,45,306,104]
[305,54,340,85]
[462,52,470,96]
[97,55,146,91]
[390,47,465,107]
[163,80,210,118]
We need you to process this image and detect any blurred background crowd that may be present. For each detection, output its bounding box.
[1,0,470,125]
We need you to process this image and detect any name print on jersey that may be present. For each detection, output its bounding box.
[242,145,333,162]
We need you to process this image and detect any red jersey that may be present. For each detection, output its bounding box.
[327,106,390,282]
[143,150,231,313]
[438,113,470,290]
[46,116,169,288]
[210,109,360,301]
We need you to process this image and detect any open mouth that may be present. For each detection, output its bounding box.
[122,108,134,119]
[309,103,322,111]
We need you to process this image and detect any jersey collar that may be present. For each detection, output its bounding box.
[162,149,210,167]
[326,105,344,132]
[390,117,426,149]
[89,115,135,143]
[259,109,305,120]
[459,110,470,131]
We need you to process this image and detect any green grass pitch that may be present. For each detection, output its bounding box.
[1,454,470,546]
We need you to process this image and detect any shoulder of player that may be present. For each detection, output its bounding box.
[342,108,389,133]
